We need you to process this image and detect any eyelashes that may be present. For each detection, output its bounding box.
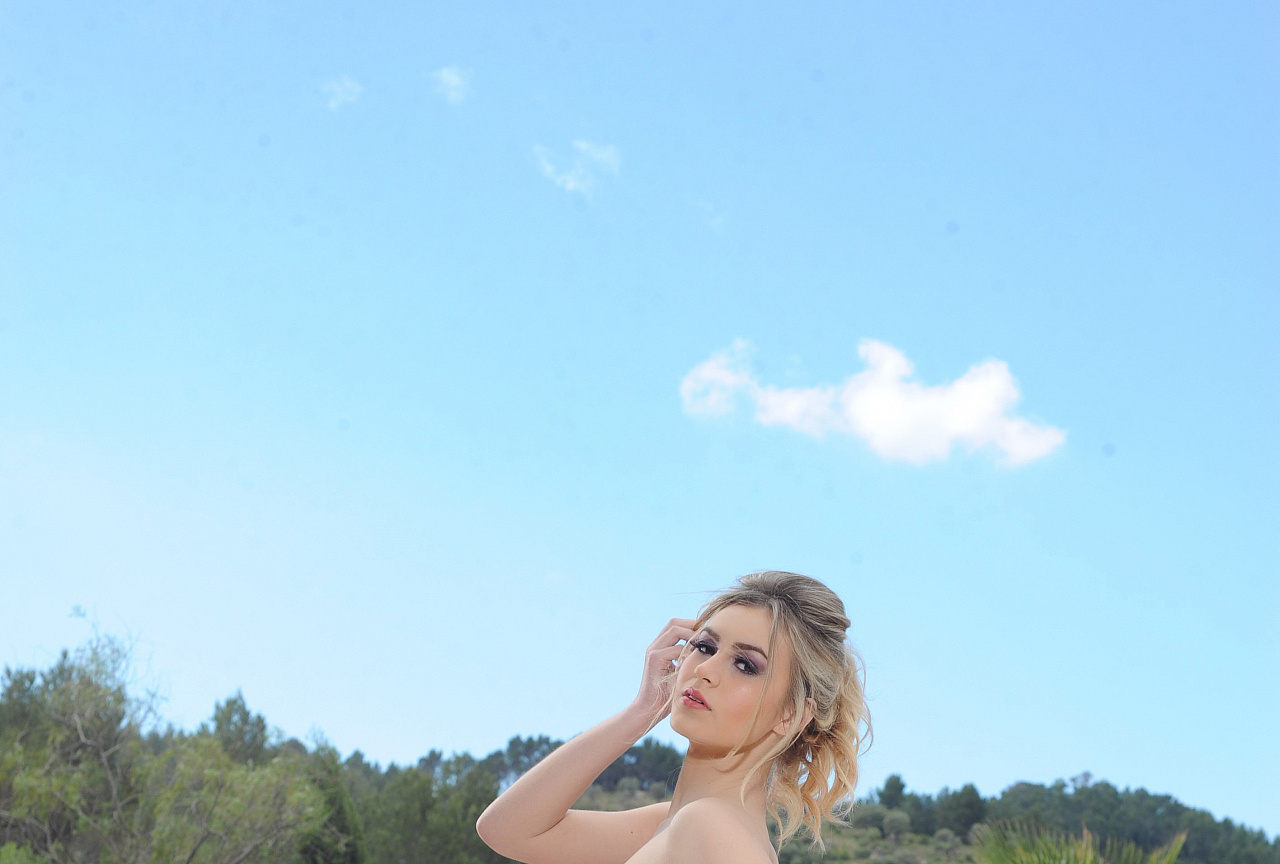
[689,638,760,675]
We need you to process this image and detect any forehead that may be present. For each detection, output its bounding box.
[702,604,774,643]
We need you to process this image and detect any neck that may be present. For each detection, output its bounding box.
[666,737,777,832]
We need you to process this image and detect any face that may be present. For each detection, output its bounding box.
[670,604,797,756]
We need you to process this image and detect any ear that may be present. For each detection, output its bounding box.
[773,697,816,738]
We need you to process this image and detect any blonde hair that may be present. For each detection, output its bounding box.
[691,571,871,848]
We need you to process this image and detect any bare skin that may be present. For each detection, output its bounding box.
[476,605,813,864]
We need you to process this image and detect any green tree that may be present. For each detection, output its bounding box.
[986,778,1278,864]
[500,736,560,786]
[0,636,154,863]
[354,752,506,864]
[357,764,436,864]
[597,738,683,793]
[880,775,907,810]
[427,753,506,864]
[298,747,365,864]
[147,736,326,864]
[903,791,938,836]
[1,638,341,864]
[938,784,985,837]
[210,691,271,765]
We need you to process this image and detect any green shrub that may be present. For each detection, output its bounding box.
[852,803,889,833]
[0,844,44,864]
[884,810,911,842]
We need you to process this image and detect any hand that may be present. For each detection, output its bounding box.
[630,617,697,730]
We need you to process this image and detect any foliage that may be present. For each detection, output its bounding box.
[0,636,156,863]
[873,774,1279,864]
[971,821,1185,864]
[496,736,559,787]
[298,747,364,864]
[852,803,889,833]
[881,775,907,810]
[938,785,985,838]
[984,777,1278,864]
[778,823,973,864]
[344,750,507,864]
[595,738,683,793]
[147,737,326,864]
[209,692,271,766]
[884,810,912,842]
[0,638,355,864]
[574,776,670,813]
[0,844,45,864]
[4,637,1276,864]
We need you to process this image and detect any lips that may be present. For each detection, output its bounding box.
[680,687,710,710]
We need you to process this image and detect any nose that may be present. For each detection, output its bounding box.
[690,650,721,686]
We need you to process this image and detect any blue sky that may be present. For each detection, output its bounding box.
[3,0,1277,837]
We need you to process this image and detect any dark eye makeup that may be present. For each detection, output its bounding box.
[689,637,760,675]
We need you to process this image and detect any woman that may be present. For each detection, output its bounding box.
[477,570,871,864]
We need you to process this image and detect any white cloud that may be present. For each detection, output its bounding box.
[321,76,363,110]
[572,139,620,174]
[534,139,621,197]
[680,340,1066,466]
[433,66,470,104]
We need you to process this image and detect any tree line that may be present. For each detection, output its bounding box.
[857,773,1277,864]
[2,637,1275,863]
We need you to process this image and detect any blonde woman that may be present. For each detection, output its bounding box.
[477,571,871,864]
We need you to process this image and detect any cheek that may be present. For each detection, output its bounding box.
[721,677,769,722]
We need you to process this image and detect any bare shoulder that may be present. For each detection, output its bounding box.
[662,799,776,864]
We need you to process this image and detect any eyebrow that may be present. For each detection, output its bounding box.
[702,627,769,661]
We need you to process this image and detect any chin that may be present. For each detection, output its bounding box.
[670,713,734,754]
[669,710,695,741]
[669,708,717,744]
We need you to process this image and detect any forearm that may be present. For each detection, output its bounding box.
[477,702,653,847]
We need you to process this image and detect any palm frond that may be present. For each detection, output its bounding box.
[973,821,1187,864]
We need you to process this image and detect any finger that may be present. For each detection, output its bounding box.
[659,621,696,640]
[659,619,696,638]
[649,628,694,651]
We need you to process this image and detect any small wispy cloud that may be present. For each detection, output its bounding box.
[680,339,1065,466]
[572,140,620,174]
[433,66,470,104]
[535,139,621,198]
[321,76,363,110]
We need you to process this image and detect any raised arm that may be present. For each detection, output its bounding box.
[476,618,695,864]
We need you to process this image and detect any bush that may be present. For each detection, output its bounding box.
[0,845,44,864]
[884,810,911,842]
[851,803,889,833]
[779,844,825,864]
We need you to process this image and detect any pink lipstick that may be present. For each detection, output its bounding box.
[680,687,709,710]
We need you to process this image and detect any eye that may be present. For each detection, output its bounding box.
[690,639,758,674]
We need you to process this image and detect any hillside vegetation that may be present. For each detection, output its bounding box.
[2,638,1275,864]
